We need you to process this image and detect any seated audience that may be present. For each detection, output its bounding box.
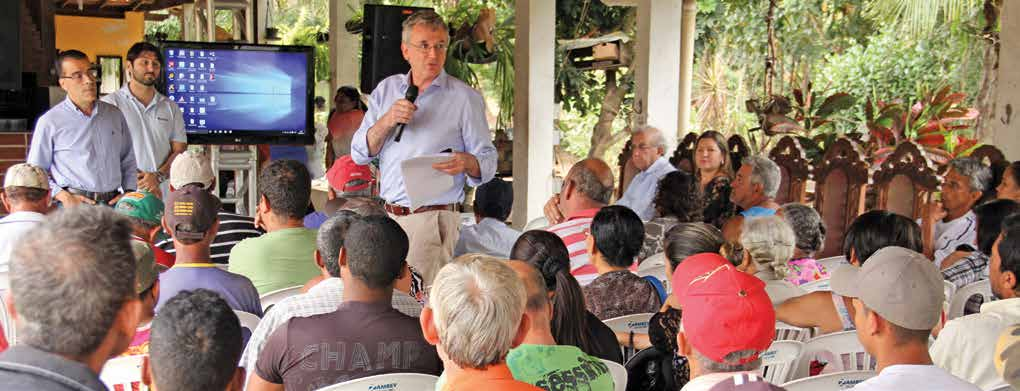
[0,207,141,390]
[114,191,175,268]
[722,156,781,241]
[830,246,979,391]
[240,212,422,370]
[229,159,320,294]
[120,241,160,357]
[941,199,1019,281]
[455,177,521,258]
[994,324,1020,390]
[617,125,678,221]
[996,161,1020,203]
[932,214,1020,389]
[778,203,830,285]
[672,253,779,391]
[303,155,375,229]
[923,157,990,265]
[694,131,737,228]
[503,260,615,389]
[248,216,441,390]
[155,150,263,263]
[739,215,806,304]
[543,158,614,284]
[420,255,541,391]
[582,205,660,320]
[510,230,622,363]
[156,185,261,316]
[0,163,50,272]
[638,170,704,261]
[776,210,922,334]
[143,289,245,391]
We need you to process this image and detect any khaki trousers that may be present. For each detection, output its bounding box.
[389,209,462,287]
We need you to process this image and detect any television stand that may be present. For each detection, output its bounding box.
[211,145,258,216]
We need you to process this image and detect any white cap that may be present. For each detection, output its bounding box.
[4,163,49,190]
[170,150,215,190]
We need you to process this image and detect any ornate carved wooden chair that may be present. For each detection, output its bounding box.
[813,138,870,258]
[728,134,751,174]
[968,144,1007,167]
[670,132,699,173]
[872,141,942,220]
[617,139,637,200]
[769,136,812,205]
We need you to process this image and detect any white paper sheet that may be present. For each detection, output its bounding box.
[400,154,455,210]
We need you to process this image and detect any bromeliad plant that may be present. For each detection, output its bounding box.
[745,82,856,161]
[865,86,980,166]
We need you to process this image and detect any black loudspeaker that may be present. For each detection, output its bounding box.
[0,1,21,90]
[360,4,432,94]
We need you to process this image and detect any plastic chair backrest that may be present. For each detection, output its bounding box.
[0,294,13,345]
[775,321,812,342]
[314,373,439,391]
[234,310,261,334]
[947,280,993,320]
[100,355,148,391]
[601,358,628,391]
[793,331,875,380]
[817,256,847,273]
[781,370,876,391]
[524,217,550,231]
[985,384,1013,391]
[799,278,832,293]
[259,285,304,311]
[943,280,957,302]
[758,340,804,384]
[637,253,665,274]
[602,313,655,334]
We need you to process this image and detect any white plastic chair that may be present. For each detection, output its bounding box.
[100,355,148,391]
[781,370,876,391]
[943,280,957,301]
[799,278,832,293]
[259,285,303,311]
[775,321,813,342]
[817,256,847,273]
[793,331,875,380]
[635,255,670,294]
[947,280,993,320]
[234,310,261,333]
[524,216,550,231]
[315,373,439,391]
[602,313,655,334]
[758,340,804,384]
[0,294,13,345]
[986,384,1013,391]
[601,358,628,391]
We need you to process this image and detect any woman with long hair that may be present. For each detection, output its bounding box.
[694,131,737,228]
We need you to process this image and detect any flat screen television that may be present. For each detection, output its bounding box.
[158,41,314,145]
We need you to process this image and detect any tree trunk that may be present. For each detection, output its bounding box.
[975,0,1004,140]
[587,8,637,160]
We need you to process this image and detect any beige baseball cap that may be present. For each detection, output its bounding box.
[4,163,49,190]
[831,246,944,330]
[130,240,160,294]
[170,150,215,190]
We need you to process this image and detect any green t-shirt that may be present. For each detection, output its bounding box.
[506,344,616,391]
[227,227,320,295]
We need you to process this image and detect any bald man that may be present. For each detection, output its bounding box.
[543,158,615,285]
[616,126,676,221]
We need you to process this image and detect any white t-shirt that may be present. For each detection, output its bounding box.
[0,211,46,273]
[930,211,977,265]
[851,365,981,391]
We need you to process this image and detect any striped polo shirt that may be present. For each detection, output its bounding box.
[155,211,263,264]
[546,208,601,285]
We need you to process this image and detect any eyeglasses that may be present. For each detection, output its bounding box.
[60,68,99,82]
[405,41,449,53]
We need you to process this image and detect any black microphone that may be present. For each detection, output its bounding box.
[393,84,419,143]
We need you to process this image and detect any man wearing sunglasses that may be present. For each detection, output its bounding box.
[28,49,137,207]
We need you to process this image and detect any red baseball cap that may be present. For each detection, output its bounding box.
[672,253,775,364]
[326,155,374,193]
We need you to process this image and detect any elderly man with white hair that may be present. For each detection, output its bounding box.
[722,155,782,241]
[420,254,542,391]
[616,125,677,221]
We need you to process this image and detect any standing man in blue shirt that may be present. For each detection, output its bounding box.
[28,50,137,207]
[351,10,497,285]
[616,125,677,221]
[102,42,187,199]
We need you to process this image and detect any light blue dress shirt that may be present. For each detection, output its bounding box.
[28,98,138,196]
[617,156,677,221]
[101,84,186,173]
[453,217,522,258]
[351,71,497,207]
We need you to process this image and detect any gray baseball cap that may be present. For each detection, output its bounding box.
[830,246,944,330]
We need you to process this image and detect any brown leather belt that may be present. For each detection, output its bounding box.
[384,203,458,217]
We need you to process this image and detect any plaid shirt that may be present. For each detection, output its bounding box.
[239,277,423,370]
[942,252,989,315]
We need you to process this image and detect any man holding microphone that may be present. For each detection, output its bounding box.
[352,10,496,285]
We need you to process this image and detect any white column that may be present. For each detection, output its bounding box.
[633,0,682,147]
[329,0,361,96]
[255,0,268,43]
[992,0,1020,159]
[206,0,216,42]
[511,0,556,229]
[677,0,697,139]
